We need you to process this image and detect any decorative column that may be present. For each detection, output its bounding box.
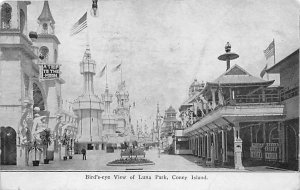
[206,133,210,158]
[233,122,244,170]
[211,132,215,164]
[278,121,286,162]
[211,88,216,109]
[221,129,226,164]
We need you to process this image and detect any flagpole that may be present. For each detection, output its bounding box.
[105,65,108,88]
[121,61,123,83]
[273,38,276,65]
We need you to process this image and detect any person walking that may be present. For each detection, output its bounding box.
[81,148,86,160]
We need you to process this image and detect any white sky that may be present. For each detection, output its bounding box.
[25,0,300,131]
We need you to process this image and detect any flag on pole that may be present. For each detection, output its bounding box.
[111,63,121,72]
[98,65,106,78]
[260,64,268,78]
[70,12,87,36]
[263,40,275,60]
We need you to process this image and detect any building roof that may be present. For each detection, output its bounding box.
[209,64,274,86]
[165,106,176,113]
[38,1,55,24]
[266,49,299,73]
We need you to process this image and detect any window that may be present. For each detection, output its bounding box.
[1,3,12,29]
[20,9,25,33]
[39,46,49,60]
[54,49,58,63]
[42,23,48,33]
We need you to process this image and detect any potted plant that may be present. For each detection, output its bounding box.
[40,128,52,164]
[29,140,42,166]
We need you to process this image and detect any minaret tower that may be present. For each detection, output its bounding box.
[73,47,103,150]
[101,85,117,150]
[102,86,113,114]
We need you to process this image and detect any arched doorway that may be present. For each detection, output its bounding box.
[0,126,17,165]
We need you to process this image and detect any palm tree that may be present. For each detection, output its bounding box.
[40,128,52,163]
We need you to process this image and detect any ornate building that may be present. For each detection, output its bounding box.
[177,45,299,170]
[0,1,77,166]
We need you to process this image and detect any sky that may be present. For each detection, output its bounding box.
[24,0,300,131]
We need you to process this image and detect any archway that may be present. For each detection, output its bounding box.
[0,126,17,165]
[33,82,45,111]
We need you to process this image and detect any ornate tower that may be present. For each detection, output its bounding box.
[101,85,117,149]
[72,47,103,150]
[114,81,130,139]
[33,0,64,138]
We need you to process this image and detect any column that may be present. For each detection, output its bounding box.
[262,88,266,102]
[215,131,219,161]
[278,122,286,162]
[211,132,215,164]
[202,135,205,158]
[211,89,216,109]
[225,130,228,162]
[174,136,177,155]
[233,122,244,170]
[207,133,210,158]
[222,129,226,164]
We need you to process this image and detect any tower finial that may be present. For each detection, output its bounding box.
[38,1,55,24]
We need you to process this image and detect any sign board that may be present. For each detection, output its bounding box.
[177,137,189,142]
[39,64,60,80]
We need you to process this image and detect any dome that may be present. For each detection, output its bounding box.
[165,106,176,113]
[189,79,205,97]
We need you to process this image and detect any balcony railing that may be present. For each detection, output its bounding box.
[281,87,299,101]
[232,93,280,104]
[184,92,282,128]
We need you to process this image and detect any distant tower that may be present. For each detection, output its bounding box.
[101,85,117,149]
[188,79,205,97]
[73,47,103,150]
[218,42,239,71]
[114,81,130,138]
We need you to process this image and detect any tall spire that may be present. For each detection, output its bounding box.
[38,1,55,24]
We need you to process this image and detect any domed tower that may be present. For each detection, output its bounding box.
[188,79,205,97]
[72,47,103,150]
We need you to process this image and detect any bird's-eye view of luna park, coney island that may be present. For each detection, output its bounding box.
[0,0,299,174]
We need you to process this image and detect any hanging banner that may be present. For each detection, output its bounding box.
[39,64,60,80]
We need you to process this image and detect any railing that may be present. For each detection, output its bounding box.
[183,92,282,129]
[250,143,279,161]
[234,93,280,104]
[281,87,299,101]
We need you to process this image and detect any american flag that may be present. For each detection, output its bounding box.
[70,12,87,36]
[263,40,275,60]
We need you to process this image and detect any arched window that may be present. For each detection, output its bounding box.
[1,3,12,29]
[20,9,25,33]
[39,46,49,60]
[42,23,48,33]
[54,49,58,63]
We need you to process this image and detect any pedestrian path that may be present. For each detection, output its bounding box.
[0,149,293,172]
